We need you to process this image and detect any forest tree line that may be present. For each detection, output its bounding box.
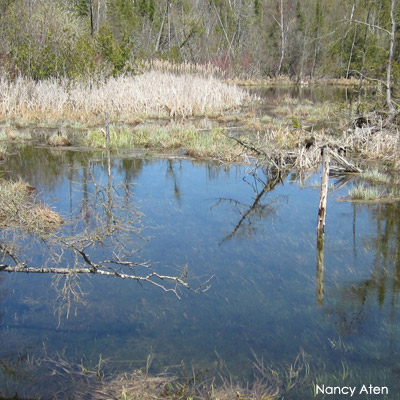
[0,0,398,91]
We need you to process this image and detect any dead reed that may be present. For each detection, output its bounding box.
[141,59,223,77]
[0,72,251,123]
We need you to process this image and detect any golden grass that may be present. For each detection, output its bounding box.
[0,72,251,124]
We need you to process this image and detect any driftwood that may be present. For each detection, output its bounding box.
[328,149,362,174]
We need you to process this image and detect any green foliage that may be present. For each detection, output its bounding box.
[69,35,97,78]
[95,24,133,75]
[135,0,155,21]
[254,0,261,17]
[76,0,90,17]
[295,0,305,33]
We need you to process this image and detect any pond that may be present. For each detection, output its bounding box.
[1,145,400,399]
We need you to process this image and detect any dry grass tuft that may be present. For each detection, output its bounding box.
[31,205,64,227]
[343,126,399,162]
[0,178,63,233]
[47,132,72,147]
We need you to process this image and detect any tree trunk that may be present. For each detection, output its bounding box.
[386,0,396,115]
[317,147,330,233]
[357,7,371,107]
[277,0,285,75]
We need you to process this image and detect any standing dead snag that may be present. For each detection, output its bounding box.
[316,147,330,306]
[317,147,330,234]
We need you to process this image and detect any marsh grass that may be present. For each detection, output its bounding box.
[345,127,399,161]
[273,101,338,124]
[47,132,72,147]
[0,72,251,123]
[85,124,244,161]
[348,184,400,201]
[141,59,223,77]
[0,127,32,141]
[348,185,383,201]
[360,169,391,184]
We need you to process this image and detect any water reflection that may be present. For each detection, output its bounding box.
[317,231,325,306]
[1,146,400,398]
[213,168,287,243]
[250,85,357,105]
[325,202,400,333]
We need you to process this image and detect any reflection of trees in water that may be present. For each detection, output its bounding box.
[251,85,354,104]
[0,145,93,190]
[325,202,400,337]
[0,145,148,194]
[166,159,182,205]
[0,276,31,396]
[212,168,287,243]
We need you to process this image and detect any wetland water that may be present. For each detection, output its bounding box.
[1,145,400,399]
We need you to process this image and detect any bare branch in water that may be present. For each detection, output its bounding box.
[0,263,214,299]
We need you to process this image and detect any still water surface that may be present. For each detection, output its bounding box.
[1,146,400,399]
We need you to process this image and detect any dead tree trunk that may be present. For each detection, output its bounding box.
[386,0,396,115]
[317,147,330,233]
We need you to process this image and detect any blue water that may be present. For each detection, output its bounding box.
[0,147,399,399]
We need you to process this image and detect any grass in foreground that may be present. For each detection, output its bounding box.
[31,352,309,400]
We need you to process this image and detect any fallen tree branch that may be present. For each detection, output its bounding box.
[0,263,214,299]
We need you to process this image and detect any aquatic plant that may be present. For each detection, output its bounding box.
[85,124,245,161]
[360,169,391,184]
[348,185,383,201]
[348,184,400,201]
